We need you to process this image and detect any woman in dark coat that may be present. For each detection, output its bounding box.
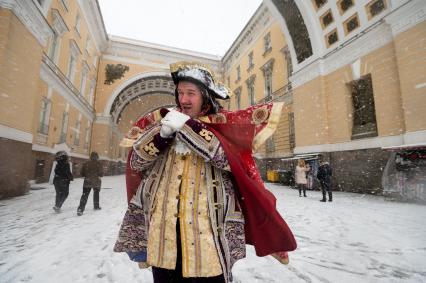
[53,151,73,212]
[77,152,103,215]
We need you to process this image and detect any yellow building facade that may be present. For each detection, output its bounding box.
[1,0,425,198]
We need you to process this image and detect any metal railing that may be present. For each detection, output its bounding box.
[42,54,95,113]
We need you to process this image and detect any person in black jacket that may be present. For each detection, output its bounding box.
[53,151,73,212]
[317,156,333,202]
[77,152,103,216]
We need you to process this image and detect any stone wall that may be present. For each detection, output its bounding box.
[256,148,391,195]
[0,138,32,198]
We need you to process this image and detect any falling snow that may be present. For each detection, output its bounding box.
[1,176,425,282]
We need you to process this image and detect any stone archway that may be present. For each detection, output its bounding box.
[264,0,326,71]
[107,74,176,135]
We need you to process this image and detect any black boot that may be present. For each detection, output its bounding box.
[303,189,307,197]
[328,191,333,202]
[298,188,302,197]
[320,190,326,202]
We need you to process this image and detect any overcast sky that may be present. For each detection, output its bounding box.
[98,0,263,56]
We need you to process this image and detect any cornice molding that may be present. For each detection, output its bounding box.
[77,0,108,52]
[222,4,271,70]
[0,123,33,144]
[386,0,426,36]
[293,134,404,154]
[106,38,221,73]
[95,114,113,126]
[32,143,90,159]
[0,0,52,46]
[109,35,221,60]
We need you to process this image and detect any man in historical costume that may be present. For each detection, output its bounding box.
[114,62,297,282]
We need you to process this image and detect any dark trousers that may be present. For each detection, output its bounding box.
[54,180,69,208]
[297,184,307,196]
[320,182,333,201]
[78,187,100,211]
[152,222,225,283]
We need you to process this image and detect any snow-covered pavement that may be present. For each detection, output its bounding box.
[1,175,426,283]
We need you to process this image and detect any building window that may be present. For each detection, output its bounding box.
[313,0,327,10]
[246,75,256,105]
[350,74,378,140]
[37,98,51,135]
[320,9,334,29]
[68,40,81,83]
[344,14,359,35]
[73,116,81,146]
[248,52,254,70]
[325,29,338,47]
[88,80,95,106]
[48,31,60,62]
[84,121,91,150]
[235,66,241,82]
[266,136,275,153]
[93,55,98,68]
[234,87,242,109]
[85,37,91,54]
[337,0,354,14]
[261,59,274,99]
[265,72,272,98]
[282,46,293,81]
[80,63,88,96]
[67,53,77,82]
[59,112,69,143]
[263,33,272,55]
[49,9,68,64]
[288,113,295,150]
[365,0,387,20]
[75,13,81,36]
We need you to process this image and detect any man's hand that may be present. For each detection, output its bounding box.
[161,110,190,132]
[160,124,174,138]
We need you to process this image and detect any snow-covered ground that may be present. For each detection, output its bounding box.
[1,175,425,283]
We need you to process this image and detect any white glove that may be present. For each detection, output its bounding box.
[160,124,174,138]
[161,110,190,132]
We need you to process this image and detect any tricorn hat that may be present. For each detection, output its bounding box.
[170,61,230,100]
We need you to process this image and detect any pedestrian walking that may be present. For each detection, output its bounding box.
[52,151,73,212]
[114,62,297,282]
[317,156,333,202]
[77,152,103,216]
[295,159,309,197]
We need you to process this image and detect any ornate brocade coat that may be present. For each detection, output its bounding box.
[114,118,246,281]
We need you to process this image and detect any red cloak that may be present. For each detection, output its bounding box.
[122,103,297,257]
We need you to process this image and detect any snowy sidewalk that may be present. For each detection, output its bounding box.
[1,175,426,283]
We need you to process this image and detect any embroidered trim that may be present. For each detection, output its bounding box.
[252,106,269,125]
[133,126,162,161]
[253,102,284,150]
[211,113,227,123]
[178,124,220,160]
